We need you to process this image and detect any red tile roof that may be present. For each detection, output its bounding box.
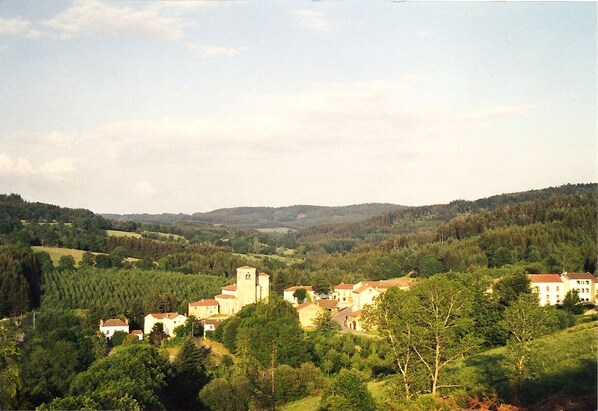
[529,274,562,283]
[190,299,219,307]
[285,285,313,292]
[259,272,270,277]
[348,310,362,318]
[335,283,355,290]
[317,299,338,309]
[131,330,143,335]
[295,302,315,311]
[563,272,597,281]
[221,284,237,291]
[215,294,236,300]
[101,319,128,327]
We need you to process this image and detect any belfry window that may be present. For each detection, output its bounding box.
[245,273,251,280]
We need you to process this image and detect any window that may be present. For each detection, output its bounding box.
[546,286,550,292]
[556,286,559,291]
[245,273,251,280]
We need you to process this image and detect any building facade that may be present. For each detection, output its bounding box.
[144,313,187,336]
[529,272,597,306]
[188,266,270,318]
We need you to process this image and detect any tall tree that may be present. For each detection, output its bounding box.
[493,272,531,306]
[293,288,308,304]
[168,337,210,410]
[0,322,19,410]
[410,276,481,396]
[362,287,418,399]
[501,293,559,404]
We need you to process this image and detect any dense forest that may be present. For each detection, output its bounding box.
[0,183,596,410]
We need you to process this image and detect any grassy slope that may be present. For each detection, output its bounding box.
[282,320,597,410]
[106,229,143,238]
[445,319,597,406]
[32,245,95,264]
[32,245,139,264]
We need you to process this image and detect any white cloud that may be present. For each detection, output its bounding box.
[39,157,79,174]
[187,43,244,58]
[0,153,79,176]
[41,0,188,41]
[134,181,157,196]
[0,79,544,213]
[0,17,43,38]
[292,10,333,32]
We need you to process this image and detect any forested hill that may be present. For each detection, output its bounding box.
[103,203,406,229]
[290,183,597,245]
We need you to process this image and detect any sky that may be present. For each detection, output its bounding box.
[0,1,596,214]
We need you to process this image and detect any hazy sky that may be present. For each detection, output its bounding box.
[0,1,596,214]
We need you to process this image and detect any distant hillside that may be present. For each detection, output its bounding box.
[291,183,598,244]
[103,203,406,230]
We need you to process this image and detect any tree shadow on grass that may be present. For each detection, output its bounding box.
[520,358,597,411]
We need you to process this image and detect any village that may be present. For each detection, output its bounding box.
[97,265,597,340]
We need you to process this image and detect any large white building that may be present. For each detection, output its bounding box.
[529,272,597,306]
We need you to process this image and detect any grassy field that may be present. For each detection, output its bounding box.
[106,229,186,241]
[256,227,295,234]
[106,229,142,238]
[32,246,95,264]
[32,246,139,264]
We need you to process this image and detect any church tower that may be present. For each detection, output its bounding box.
[235,266,270,312]
[236,266,258,308]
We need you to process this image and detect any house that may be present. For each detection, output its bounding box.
[131,330,143,340]
[295,302,325,329]
[99,319,129,339]
[143,313,187,337]
[529,272,597,306]
[188,299,219,319]
[332,283,355,308]
[561,272,596,303]
[283,285,315,306]
[202,318,224,333]
[352,279,413,310]
[529,274,565,306]
[316,298,338,311]
[345,310,363,332]
[188,266,270,318]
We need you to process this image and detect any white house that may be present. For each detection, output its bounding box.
[131,330,143,340]
[529,272,597,306]
[561,272,596,303]
[352,280,413,310]
[529,274,565,306]
[144,313,187,337]
[332,283,355,308]
[99,319,129,339]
